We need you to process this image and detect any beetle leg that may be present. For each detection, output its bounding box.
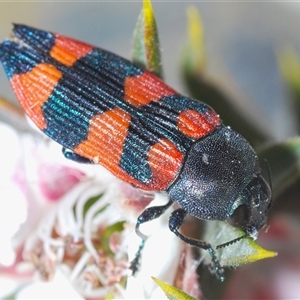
[62,147,94,164]
[169,208,225,281]
[135,199,173,239]
[130,199,173,275]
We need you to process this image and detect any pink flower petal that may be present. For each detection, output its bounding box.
[38,164,86,202]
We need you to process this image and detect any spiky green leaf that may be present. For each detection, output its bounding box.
[132,0,162,77]
[152,277,196,300]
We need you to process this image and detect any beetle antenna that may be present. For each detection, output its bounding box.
[264,159,273,193]
[264,158,273,209]
[216,234,247,249]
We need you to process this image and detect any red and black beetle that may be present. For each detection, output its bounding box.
[0,24,272,280]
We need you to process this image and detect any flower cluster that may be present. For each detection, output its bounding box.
[0,119,200,299]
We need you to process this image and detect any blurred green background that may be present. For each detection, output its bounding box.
[1,1,300,141]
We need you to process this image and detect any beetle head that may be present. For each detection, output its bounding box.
[227,174,272,238]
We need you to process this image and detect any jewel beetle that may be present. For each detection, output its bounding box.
[0,24,272,280]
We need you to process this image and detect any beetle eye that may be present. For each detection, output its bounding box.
[227,204,249,229]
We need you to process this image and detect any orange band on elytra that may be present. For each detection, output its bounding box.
[147,138,183,190]
[11,63,63,130]
[74,108,131,166]
[50,34,93,67]
[178,109,220,139]
[124,71,176,107]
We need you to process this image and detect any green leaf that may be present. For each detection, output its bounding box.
[277,47,300,95]
[101,221,126,255]
[181,7,270,146]
[258,136,300,197]
[152,277,196,300]
[182,6,206,75]
[132,0,162,77]
[202,221,276,267]
[277,47,300,133]
[82,192,106,219]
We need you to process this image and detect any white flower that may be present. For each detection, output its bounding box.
[0,118,200,299]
